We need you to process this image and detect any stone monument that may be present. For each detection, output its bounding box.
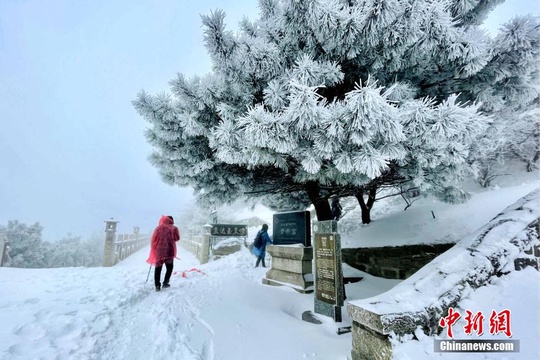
[262,210,314,293]
[273,210,312,246]
[313,220,345,322]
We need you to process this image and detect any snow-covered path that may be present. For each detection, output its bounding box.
[86,249,215,360]
[2,246,229,359]
[1,247,202,359]
[2,243,382,360]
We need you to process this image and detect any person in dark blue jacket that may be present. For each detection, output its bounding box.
[253,224,273,267]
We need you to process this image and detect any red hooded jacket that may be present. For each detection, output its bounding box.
[146,215,180,266]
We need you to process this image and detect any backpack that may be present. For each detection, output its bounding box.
[253,231,263,248]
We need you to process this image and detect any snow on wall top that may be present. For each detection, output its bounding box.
[347,188,540,335]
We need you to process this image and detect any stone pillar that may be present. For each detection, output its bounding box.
[0,234,7,267]
[262,245,314,293]
[346,305,394,360]
[200,224,212,264]
[134,227,140,250]
[313,220,345,322]
[102,219,119,267]
[350,318,393,360]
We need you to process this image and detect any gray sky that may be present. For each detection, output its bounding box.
[0,0,538,241]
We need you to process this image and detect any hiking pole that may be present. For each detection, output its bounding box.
[146,264,152,283]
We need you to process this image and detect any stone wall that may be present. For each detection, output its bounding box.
[342,243,454,280]
[346,188,540,360]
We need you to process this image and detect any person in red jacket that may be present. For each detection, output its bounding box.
[146,215,180,291]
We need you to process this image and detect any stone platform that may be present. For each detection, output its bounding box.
[262,245,314,293]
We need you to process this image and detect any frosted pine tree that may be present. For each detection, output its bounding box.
[133,0,538,223]
[1,220,47,268]
[469,15,540,182]
[509,108,540,171]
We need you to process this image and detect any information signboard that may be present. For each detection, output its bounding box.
[314,233,339,305]
[273,211,311,246]
[211,224,248,237]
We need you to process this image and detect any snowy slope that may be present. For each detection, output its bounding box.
[340,174,540,248]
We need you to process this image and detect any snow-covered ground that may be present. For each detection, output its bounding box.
[0,245,394,360]
[339,169,540,248]
[1,170,539,359]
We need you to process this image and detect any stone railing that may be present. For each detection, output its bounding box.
[102,220,149,267]
[181,235,210,264]
[346,188,540,360]
[180,225,212,264]
[113,233,150,264]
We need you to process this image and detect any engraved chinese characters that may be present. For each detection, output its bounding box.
[315,234,338,304]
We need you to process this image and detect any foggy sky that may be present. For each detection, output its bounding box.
[0,0,537,241]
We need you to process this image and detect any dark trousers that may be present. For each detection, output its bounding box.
[154,259,174,286]
[255,256,266,267]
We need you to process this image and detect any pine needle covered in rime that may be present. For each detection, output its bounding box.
[201,10,236,67]
[344,79,402,146]
[386,82,418,104]
[285,81,329,134]
[240,105,275,145]
[300,151,322,174]
[353,145,390,179]
[233,37,283,81]
[291,55,344,87]
[321,101,347,141]
[263,80,288,110]
[334,151,355,174]
[359,0,402,48]
[311,0,358,56]
[449,0,505,26]
[212,118,239,148]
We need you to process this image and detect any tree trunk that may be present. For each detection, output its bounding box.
[305,181,332,221]
[527,151,540,172]
[355,185,377,224]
